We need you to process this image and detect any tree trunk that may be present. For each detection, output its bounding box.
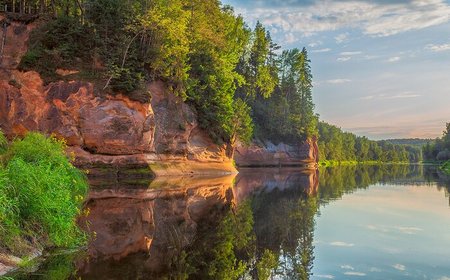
[39,0,45,13]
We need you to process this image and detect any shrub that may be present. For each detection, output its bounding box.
[0,132,88,254]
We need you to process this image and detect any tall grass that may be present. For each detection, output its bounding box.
[441,160,450,174]
[0,132,88,255]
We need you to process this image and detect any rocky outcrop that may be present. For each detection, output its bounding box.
[233,168,319,204]
[0,19,235,176]
[234,137,319,168]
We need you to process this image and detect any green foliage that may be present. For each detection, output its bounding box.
[20,0,320,145]
[441,160,450,175]
[0,132,88,255]
[186,201,255,280]
[250,48,318,144]
[19,16,96,82]
[256,249,278,280]
[0,131,7,155]
[318,121,417,163]
[423,122,450,161]
[231,98,254,145]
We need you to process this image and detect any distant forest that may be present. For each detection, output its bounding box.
[423,123,450,161]
[3,0,423,162]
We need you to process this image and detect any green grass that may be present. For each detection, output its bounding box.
[318,160,410,167]
[440,160,450,175]
[0,132,89,255]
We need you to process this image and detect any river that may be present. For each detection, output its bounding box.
[9,165,450,279]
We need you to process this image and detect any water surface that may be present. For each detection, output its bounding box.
[11,165,450,279]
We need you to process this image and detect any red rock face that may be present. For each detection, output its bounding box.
[0,20,235,175]
[234,138,319,168]
[0,20,317,174]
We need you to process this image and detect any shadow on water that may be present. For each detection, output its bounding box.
[9,165,450,279]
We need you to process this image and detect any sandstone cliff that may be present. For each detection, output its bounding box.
[0,17,318,176]
[0,17,235,176]
[234,138,319,168]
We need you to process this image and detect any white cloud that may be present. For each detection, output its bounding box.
[369,267,382,272]
[395,226,423,234]
[360,92,421,100]
[330,241,355,247]
[316,275,335,279]
[337,56,351,62]
[335,32,349,43]
[312,48,331,53]
[387,56,401,62]
[363,54,379,60]
[341,265,355,270]
[344,272,366,276]
[308,41,323,47]
[285,33,297,43]
[340,51,362,56]
[238,0,450,37]
[327,79,352,84]
[392,264,406,271]
[425,43,450,52]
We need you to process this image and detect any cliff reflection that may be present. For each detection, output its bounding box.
[77,175,236,278]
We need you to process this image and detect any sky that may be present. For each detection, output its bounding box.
[222,0,450,140]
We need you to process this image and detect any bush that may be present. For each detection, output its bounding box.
[18,17,97,83]
[0,132,88,254]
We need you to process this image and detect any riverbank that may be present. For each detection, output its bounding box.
[318,160,410,167]
[441,160,450,174]
[0,132,88,276]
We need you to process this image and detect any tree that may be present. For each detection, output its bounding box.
[294,48,317,138]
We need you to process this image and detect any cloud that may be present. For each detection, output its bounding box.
[395,226,423,234]
[327,79,352,84]
[335,32,349,43]
[316,275,335,279]
[344,272,366,276]
[392,264,406,271]
[330,241,355,247]
[236,0,450,37]
[337,56,351,62]
[387,56,401,62]
[308,41,322,47]
[425,43,450,52]
[340,51,362,56]
[369,267,382,272]
[438,277,450,280]
[285,33,297,43]
[311,48,331,53]
[359,92,421,100]
[341,265,355,270]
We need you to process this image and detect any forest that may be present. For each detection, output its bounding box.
[317,122,423,164]
[2,0,421,163]
[423,123,450,173]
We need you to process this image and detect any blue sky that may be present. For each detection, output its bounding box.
[222,0,450,139]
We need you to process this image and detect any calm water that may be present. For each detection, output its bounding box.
[10,165,450,279]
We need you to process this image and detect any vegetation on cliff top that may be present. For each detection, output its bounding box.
[0,131,88,256]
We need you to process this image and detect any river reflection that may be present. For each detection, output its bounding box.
[11,165,450,279]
